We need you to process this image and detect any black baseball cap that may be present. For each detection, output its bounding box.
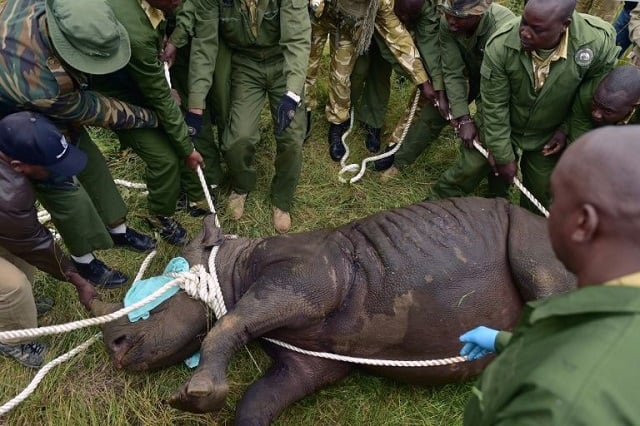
[0,111,87,176]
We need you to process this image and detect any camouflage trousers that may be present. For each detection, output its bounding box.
[575,0,620,23]
[303,14,360,124]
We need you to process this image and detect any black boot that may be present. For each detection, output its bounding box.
[372,143,397,171]
[72,258,128,288]
[146,215,188,246]
[328,120,349,162]
[111,227,157,252]
[364,126,381,153]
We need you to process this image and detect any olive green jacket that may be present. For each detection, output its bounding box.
[464,285,640,425]
[440,3,515,120]
[188,0,311,110]
[105,0,193,158]
[480,13,617,164]
[413,1,444,91]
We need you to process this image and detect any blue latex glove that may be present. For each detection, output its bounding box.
[459,326,499,361]
[124,257,189,322]
[275,93,298,135]
[185,111,203,139]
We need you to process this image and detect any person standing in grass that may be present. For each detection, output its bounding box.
[459,125,640,425]
[0,112,99,369]
[186,0,311,233]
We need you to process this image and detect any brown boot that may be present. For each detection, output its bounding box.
[228,192,247,220]
[273,207,291,234]
[380,166,400,182]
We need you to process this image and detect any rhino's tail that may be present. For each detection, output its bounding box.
[506,205,576,302]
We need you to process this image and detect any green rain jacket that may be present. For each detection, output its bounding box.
[464,284,640,425]
[480,12,617,164]
[440,3,515,120]
[105,0,194,158]
[188,0,311,110]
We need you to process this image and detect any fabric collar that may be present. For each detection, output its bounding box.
[139,0,164,29]
[604,271,640,287]
[527,284,640,324]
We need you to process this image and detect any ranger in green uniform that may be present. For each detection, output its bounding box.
[371,0,513,184]
[459,125,640,425]
[481,0,617,213]
[568,64,640,141]
[0,0,158,286]
[425,0,515,198]
[96,0,208,245]
[162,0,232,191]
[188,0,310,233]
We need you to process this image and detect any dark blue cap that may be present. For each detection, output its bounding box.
[0,111,87,177]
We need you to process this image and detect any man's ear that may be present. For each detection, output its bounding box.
[571,203,598,243]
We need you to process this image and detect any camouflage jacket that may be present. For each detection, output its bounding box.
[374,0,429,85]
[0,0,158,130]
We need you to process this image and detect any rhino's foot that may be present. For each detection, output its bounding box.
[167,374,229,413]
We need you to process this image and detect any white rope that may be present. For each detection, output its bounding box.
[443,111,549,218]
[470,140,549,218]
[338,90,422,184]
[0,334,101,417]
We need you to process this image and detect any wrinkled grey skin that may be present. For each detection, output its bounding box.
[95,197,576,425]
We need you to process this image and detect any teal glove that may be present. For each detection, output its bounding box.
[459,326,499,360]
[124,257,189,322]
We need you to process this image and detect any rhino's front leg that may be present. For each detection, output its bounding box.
[168,278,341,414]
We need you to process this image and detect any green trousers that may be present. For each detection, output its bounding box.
[35,128,126,255]
[351,39,393,129]
[93,71,203,216]
[223,53,305,211]
[394,103,449,168]
[519,149,558,214]
[432,143,508,200]
[170,39,232,187]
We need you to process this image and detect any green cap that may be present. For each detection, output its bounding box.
[45,0,131,75]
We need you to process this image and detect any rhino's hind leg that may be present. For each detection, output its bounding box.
[234,343,352,426]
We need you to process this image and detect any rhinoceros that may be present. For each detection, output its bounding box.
[92,197,575,425]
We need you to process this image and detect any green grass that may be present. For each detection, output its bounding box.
[0,3,536,424]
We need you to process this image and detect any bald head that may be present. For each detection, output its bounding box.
[549,126,640,283]
[394,0,425,24]
[525,0,575,22]
[555,126,640,217]
[599,65,640,106]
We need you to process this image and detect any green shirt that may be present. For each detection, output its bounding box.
[440,3,515,120]
[480,12,617,164]
[188,0,311,109]
[465,284,640,425]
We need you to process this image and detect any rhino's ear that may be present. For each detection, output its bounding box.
[196,215,226,248]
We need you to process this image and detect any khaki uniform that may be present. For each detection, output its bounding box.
[304,0,429,125]
[576,0,620,23]
[627,3,640,66]
[0,251,36,344]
